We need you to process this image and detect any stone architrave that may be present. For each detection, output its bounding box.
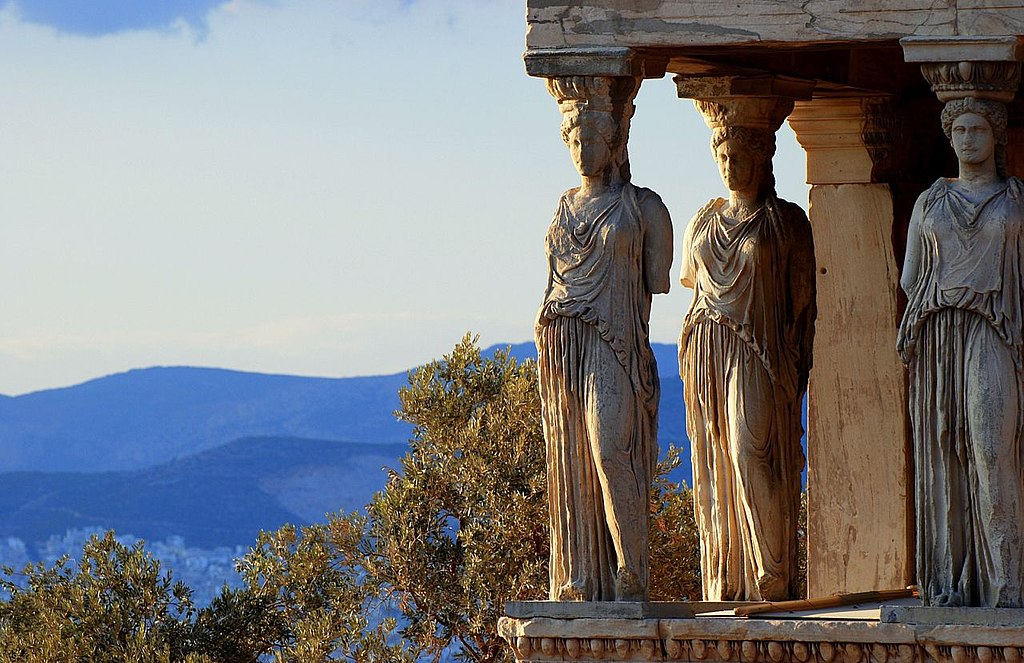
[536,74,673,602]
[675,80,816,602]
[898,37,1024,608]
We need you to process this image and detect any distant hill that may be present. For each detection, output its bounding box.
[0,367,412,472]
[0,343,690,475]
[0,342,693,555]
[0,436,408,550]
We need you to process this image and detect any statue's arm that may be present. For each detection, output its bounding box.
[679,209,705,290]
[641,191,673,295]
[900,192,928,295]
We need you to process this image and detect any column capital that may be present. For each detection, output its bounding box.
[545,75,641,120]
[788,97,899,185]
[901,36,1023,103]
[675,74,813,134]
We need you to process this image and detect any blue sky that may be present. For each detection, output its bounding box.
[10,0,234,35]
[0,0,808,394]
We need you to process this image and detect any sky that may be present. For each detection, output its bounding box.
[0,0,808,395]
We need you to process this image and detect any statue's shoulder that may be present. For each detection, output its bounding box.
[912,178,953,210]
[927,177,953,195]
[631,184,662,206]
[772,197,813,246]
[1006,176,1024,198]
[693,197,723,221]
[775,197,808,220]
[630,184,671,220]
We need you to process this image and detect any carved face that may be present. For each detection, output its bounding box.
[951,112,995,166]
[715,138,761,193]
[566,116,615,178]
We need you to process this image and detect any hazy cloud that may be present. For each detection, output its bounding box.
[7,0,238,36]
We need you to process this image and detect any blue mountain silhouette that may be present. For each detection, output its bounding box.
[0,342,694,553]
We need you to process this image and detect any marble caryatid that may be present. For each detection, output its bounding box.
[898,95,1024,608]
[536,75,673,602]
[679,97,816,602]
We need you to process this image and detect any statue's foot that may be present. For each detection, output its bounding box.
[932,591,963,607]
[615,568,645,602]
[554,582,586,601]
[757,574,789,602]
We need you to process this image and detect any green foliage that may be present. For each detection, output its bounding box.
[648,445,701,602]
[797,491,808,600]
[0,531,198,663]
[368,334,548,662]
[0,334,724,661]
[186,513,416,662]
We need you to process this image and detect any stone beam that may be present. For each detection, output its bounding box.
[525,47,667,79]
[527,2,1002,51]
[902,36,1023,105]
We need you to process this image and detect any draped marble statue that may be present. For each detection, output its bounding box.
[898,96,1024,608]
[536,75,673,602]
[679,98,816,602]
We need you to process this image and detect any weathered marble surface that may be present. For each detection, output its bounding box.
[506,601,696,620]
[537,75,673,602]
[798,183,910,597]
[524,1,1024,51]
[883,606,1024,627]
[679,95,815,602]
[898,95,1024,609]
[499,612,1024,662]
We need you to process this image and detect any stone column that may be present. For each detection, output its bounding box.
[899,35,1024,608]
[676,75,815,601]
[787,97,913,597]
[526,46,671,605]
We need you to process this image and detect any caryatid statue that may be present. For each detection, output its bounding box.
[679,95,816,602]
[536,75,673,602]
[898,59,1024,608]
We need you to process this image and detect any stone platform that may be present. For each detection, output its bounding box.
[499,602,1024,663]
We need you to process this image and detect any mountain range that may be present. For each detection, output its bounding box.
[0,342,691,554]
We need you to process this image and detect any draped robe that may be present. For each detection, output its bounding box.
[536,183,665,601]
[897,177,1024,607]
[679,196,815,601]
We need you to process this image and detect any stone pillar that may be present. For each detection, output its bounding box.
[898,35,1024,608]
[787,97,913,597]
[676,75,815,601]
[526,46,671,605]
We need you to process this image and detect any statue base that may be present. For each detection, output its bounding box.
[499,601,1024,662]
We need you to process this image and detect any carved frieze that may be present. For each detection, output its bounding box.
[503,630,1024,663]
[499,615,1024,663]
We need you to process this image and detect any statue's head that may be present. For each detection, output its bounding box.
[710,125,777,198]
[941,97,1008,177]
[546,76,639,182]
[693,97,790,200]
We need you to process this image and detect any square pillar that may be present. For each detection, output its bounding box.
[788,98,913,597]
